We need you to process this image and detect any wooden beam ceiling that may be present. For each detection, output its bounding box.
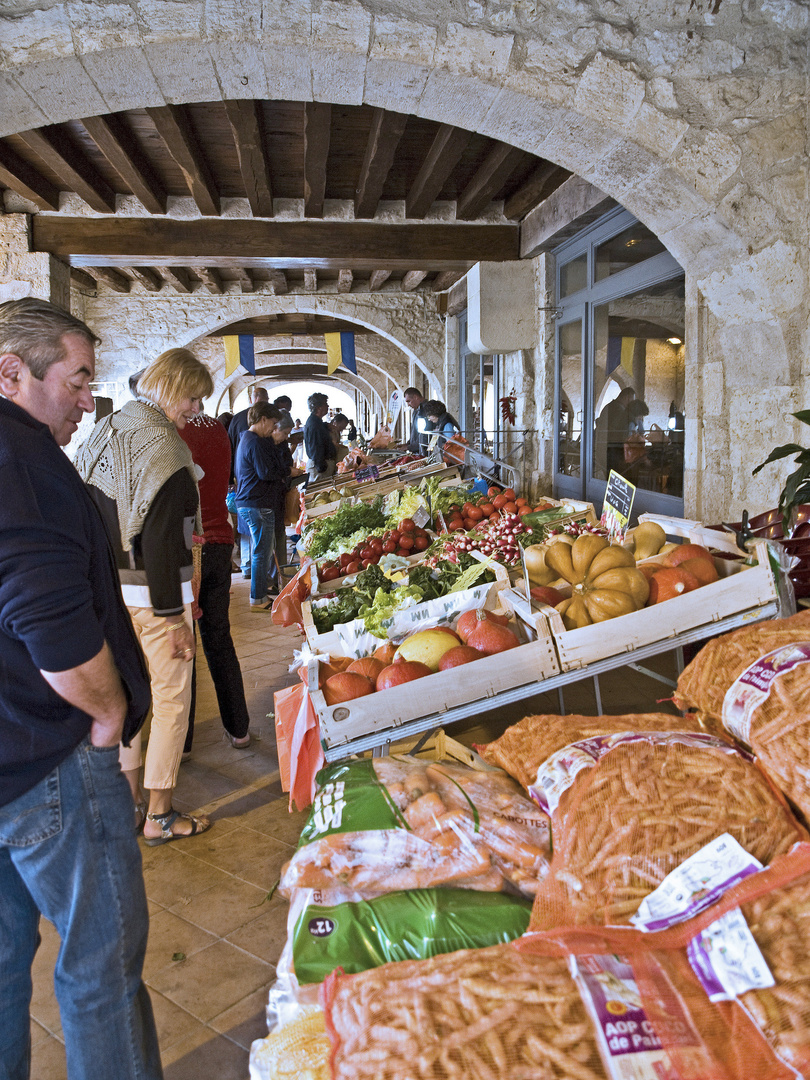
[81,114,168,215]
[0,141,60,209]
[354,108,408,219]
[157,265,194,293]
[504,162,571,220]
[146,105,220,216]
[224,100,273,218]
[33,217,520,269]
[456,141,526,220]
[405,125,471,219]
[87,266,131,292]
[128,266,163,291]
[210,314,370,336]
[17,126,117,213]
[303,102,331,218]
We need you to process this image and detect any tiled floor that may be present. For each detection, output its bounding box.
[28,573,681,1078]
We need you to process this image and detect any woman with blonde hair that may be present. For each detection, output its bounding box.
[76,348,214,844]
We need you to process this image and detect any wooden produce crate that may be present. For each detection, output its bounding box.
[362,728,500,771]
[511,518,786,672]
[306,631,560,753]
[302,557,511,654]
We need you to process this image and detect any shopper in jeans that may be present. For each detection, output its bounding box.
[0,298,159,1080]
[179,413,251,751]
[235,402,288,610]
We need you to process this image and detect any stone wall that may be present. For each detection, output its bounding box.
[1,0,808,518]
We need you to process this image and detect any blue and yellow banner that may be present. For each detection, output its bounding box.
[223,335,255,377]
[324,331,356,376]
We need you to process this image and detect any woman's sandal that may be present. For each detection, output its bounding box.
[143,809,210,846]
[134,799,148,835]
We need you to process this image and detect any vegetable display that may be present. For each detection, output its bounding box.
[304,498,387,559]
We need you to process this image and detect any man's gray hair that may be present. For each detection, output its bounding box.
[0,297,99,380]
[249,385,269,403]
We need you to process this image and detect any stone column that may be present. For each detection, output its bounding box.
[0,214,70,310]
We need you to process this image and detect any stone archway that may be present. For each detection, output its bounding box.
[2,2,807,518]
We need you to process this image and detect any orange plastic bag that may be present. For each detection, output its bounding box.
[441,432,469,465]
[273,682,301,793]
[272,681,324,810]
[271,558,312,626]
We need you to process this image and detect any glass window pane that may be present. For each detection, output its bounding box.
[558,319,583,478]
[591,276,685,497]
[595,223,666,282]
[560,253,587,297]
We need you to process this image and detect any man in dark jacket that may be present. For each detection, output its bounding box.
[404,386,431,456]
[0,298,160,1079]
[304,391,336,483]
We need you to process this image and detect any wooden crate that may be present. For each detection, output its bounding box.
[302,558,511,654]
[307,633,560,751]
[512,522,783,672]
[358,728,500,771]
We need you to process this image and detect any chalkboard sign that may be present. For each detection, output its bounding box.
[602,470,636,542]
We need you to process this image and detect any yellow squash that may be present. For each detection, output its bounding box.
[546,535,650,630]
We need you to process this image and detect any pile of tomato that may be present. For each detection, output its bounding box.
[441,487,557,533]
[317,518,432,581]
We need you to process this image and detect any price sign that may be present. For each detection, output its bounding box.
[354,465,380,483]
[389,389,402,428]
[602,470,636,543]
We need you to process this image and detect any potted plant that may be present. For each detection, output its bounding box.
[752,410,810,535]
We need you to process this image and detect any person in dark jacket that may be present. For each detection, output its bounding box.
[179,413,252,751]
[424,399,461,452]
[235,402,288,609]
[76,348,214,846]
[404,387,431,455]
[304,391,336,482]
[0,298,160,1080]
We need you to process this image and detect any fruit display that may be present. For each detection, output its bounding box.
[543,534,650,630]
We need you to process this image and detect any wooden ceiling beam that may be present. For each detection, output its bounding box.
[355,108,408,219]
[456,142,526,220]
[267,270,288,295]
[304,103,331,218]
[405,125,471,219]
[504,161,571,221]
[87,266,131,292]
[432,270,464,292]
[368,269,391,291]
[129,266,163,292]
[337,269,353,293]
[81,114,168,215]
[33,217,520,270]
[146,105,220,216]
[401,270,428,291]
[157,266,194,293]
[233,267,255,292]
[224,100,273,218]
[303,269,318,292]
[17,126,117,213]
[70,268,98,293]
[194,267,223,293]
[0,141,61,210]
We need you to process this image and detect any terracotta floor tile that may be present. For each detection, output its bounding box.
[146,989,201,1051]
[225,897,291,965]
[185,826,292,890]
[164,1031,249,1079]
[148,939,272,1023]
[209,985,271,1049]
[239,800,307,846]
[167,873,270,937]
[143,909,218,980]
[30,1032,67,1080]
[141,846,234,908]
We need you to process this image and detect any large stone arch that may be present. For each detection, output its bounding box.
[2,1,807,517]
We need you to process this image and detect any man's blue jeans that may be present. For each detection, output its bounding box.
[238,506,276,601]
[0,738,162,1080]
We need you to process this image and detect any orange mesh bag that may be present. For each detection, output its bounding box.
[476,711,714,791]
[271,558,312,626]
[528,732,806,929]
[675,608,810,821]
[321,942,608,1080]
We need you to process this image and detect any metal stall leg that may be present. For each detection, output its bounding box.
[592,675,603,715]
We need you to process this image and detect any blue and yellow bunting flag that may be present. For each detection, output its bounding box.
[223,335,255,377]
[324,331,356,376]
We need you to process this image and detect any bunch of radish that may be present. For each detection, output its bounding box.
[428,512,533,567]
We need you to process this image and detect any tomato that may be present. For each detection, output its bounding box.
[339,553,353,568]
[361,559,374,569]
[413,535,430,551]
[382,540,397,554]
[518,504,534,516]
[360,547,374,561]
[447,504,461,513]
[396,547,412,557]
[463,517,476,530]
[479,502,494,516]
[487,486,501,499]
[492,494,507,510]
[534,501,554,512]
[502,488,516,501]
[467,506,484,522]
[515,497,528,507]
[398,535,415,550]
[462,502,476,516]
[345,561,361,574]
[502,501,518,514]
[450,520,466,532]
[369,538,384,553]
[320,565,341,582]
[389,530,401,545]
[416,528,429,539]
[489,512,500,522]
[400,518,416,531]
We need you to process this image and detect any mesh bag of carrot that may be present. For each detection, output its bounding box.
[675,608,810,821]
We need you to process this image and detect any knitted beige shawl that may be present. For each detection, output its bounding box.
[74,399,201,551]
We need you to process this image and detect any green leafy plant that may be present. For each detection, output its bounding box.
[752,410,810,533]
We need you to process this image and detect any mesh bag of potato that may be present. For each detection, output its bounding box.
[675,608,810,821]
[476,711,712,791]
[279,757,550,900]
[527,731,806,929]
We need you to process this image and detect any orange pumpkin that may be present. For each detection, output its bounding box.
[680,557,719,586]
[647,567,701,604]
[663,543,715,568]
